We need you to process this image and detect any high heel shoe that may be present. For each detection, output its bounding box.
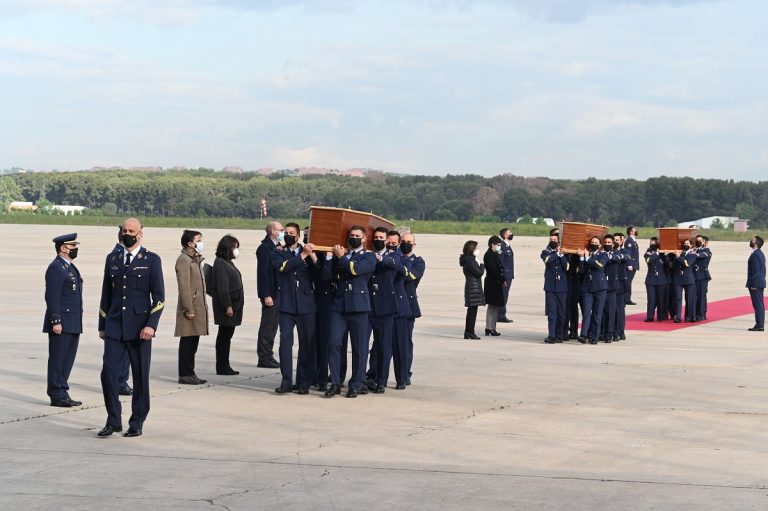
[485,329,501,336]
[464,332,480,340]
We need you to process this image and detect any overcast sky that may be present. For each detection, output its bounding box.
[1,0,765,179]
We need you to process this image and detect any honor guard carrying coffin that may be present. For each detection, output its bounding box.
[97,218,165,438]
[578,236,608,344]
[43,233,83,408]
[541,234,568,343]
[694,235,712,321]
[671,240,697,323]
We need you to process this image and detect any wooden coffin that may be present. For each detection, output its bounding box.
[308,206,394,252]
[658,227,699,252]
[558,221,609,254]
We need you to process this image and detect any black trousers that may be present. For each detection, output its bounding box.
[178,336,200,377]
[216,326,236,372]
[101,336,151,430]
[465,305,479,334]
[256,301,279,360]
[278,312,316,388]
[47,332,79,400]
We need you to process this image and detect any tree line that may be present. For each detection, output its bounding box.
[2,169,766,228]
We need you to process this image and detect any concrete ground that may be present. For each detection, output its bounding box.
[1,224,766,510]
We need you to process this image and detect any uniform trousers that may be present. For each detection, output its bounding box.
[47,332,79,400]
[696,280,709,319]
[749,288,765,329]
[178,335,200,377]
[498,279,512,320]
[646,284,665,320]
[328,311,368,390]
[101,336,151,430]
[566,280,580,337]
[278,312,316,388]
[625,271,636,304]
[406,317,415,382]
[366,315,393,383]
[545,291,566,339]
[390,316,409,385]
[675,284,697,321]
[615,290,626,337]
[580,290,606,340]
[314,310,332,386]
[602,290,617,338]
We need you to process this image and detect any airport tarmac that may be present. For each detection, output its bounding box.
[1,223,766,510]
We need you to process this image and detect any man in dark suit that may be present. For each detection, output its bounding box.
[43,233,83,407]
[624,226,640,305]
[97,218,165,438]
[255,221,283,368]
[400,232,424,386]
[497,228,515,322]
[272,223,317,394]
[325,226,376,398]
[747,236,766,332]
[694,235,712,321]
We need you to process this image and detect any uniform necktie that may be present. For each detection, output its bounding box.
[125,252,132,267]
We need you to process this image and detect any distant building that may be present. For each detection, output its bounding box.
[733,219,749,232]
[53,205,86,215]
[677,216,739,229]
[516,216,556,226]
[8,201,37,212]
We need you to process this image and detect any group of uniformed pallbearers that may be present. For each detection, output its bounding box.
[541,228,641,344]
[271,224,425,398]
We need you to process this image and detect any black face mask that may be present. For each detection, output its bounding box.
[604,244,613,251]
[400,242,413,254]
[548,241,558,250]
[682,245,690,251]
[750,241,756,249]
[589,244,600,252]
[695,240,703,248]
[649,243,658,250]
[348,237,362,249]
[386,244,398,251]
[284,235,296,247]
[121,233,138,248]
[67,248,79,259]
[372,239,386,251]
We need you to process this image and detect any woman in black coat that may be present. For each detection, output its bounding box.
[483,235,505,336]
[460,240,485,339]
[212,235,244,375]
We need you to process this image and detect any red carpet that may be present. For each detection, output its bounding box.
[625,295,766,331]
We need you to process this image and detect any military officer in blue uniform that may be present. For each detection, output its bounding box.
[97,218,165,437]
[624,226,640,305]
[600,235,619,343]
[325,226,376,398]
[400,232,424,386]
[386,231,413,391]
[643,237,668,322]
[541,234,568,343]
[671,240,698,323]
[694,235,712,321]
[565,253,581,339]
[497,228,515,323]
[578,236,608,344]
[43,233,83,407]
[109,227,133,396]
[612,233,629,341]
[272,223,317,394]
[746,236,765,331]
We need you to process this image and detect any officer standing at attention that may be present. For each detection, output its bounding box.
[43,233,83,407]
[746,235,765,332]
[325,226,376,398]
[272,223,318,394]
[109,227,133,396]
[694,235,712,321]
[624,226,640,305]
[541,233,568,343]
[400,231,424,386]
[386,231,412,391]
[97,218,165,438]
[255,221,283,369]
[497,228,515,323]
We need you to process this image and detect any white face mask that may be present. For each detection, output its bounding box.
[194,241,204,253]
[473,249,480,257]
[232,248,240,259]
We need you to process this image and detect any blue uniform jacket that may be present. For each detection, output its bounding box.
[671,251,697,286]
[369,250,398,317]
[580,251,609,293]
[604,250,621,292]
[314,254,335,313]
[541,248,568,293]
[332,249,376,313]
[43,256,83,334]
[402,253,425,319]
[694,247,712,281]
[644,249,668,286]
[272,245,317,314]
[98,246,165,340]
[614,247,629,293]
[746,249,766,289]
[256,234,279,299]
[390,251,412,319]
[500,242,515,282]
[625,236,640,272]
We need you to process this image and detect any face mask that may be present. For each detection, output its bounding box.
[372,239,386,251]
[348,237,362,249]
[749,241,756,249]
[67,248,79,259]
[695,240,702,248]
[121,233,138,248]
[548,241,558,250]
[589,243,600,252]
[386,244,398,251]
[232,248,240,259]
[604,244,613,251]
[284,235,296,247]
[473,249,480,257]
[650,243,658,250]
[682,245,690,251]
[400,242,413,254]
[194,241,204,253]
[508,234,514,240]
[493,245,502,254]
[276,231,285,242]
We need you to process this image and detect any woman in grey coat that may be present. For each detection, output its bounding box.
[211,235,244,375]
[460,240,485,339]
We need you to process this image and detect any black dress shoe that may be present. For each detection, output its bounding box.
[544,336,556,344]
[257,359,280,369]
[123,427,142,437]
[497,317,511,323]
[97,424,122,437]
[485,329,501,336]
[619,334,626,340]
[216,368,240,375]
[589,339,598,345]
[395,383,406,390]
[50,398,73,408]
[179,375,207,385]
[748,326,764,331]
[674,318,681,323]
[275,384,292,394]
[365,378,378,391]
[627,301,637,305]
[357,385,369,395]
[66,397,83,406]
[555,338,565,343]
[644,318,654,322]
[463,332,480,340]
[316,383,327,392]
[345,388,358,398]
[569,333,578,340]
[119,386,133,396]
[296,387,309,395]
[374,384,385,394]
[324,384,341,398]
[577,336,588,344]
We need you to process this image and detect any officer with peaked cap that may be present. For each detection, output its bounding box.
[43,233,83,407]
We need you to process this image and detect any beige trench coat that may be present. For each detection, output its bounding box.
[174,248,209,337]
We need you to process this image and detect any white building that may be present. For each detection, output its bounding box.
[516,216,556,226]
[53,205,86,215]
[677,216,739,229]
